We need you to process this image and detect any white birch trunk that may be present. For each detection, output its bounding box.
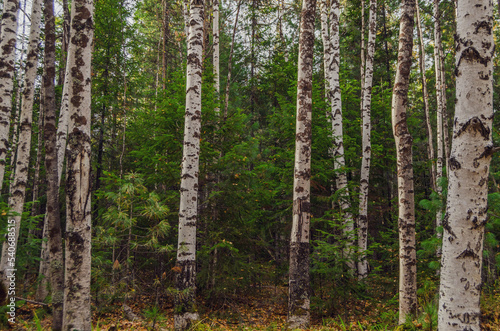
[56,65,71,185]
[391,0,417,324]
[183,0,190,41]
[0,0,19,191]
[357,0,376,280]
[213,0,219,113]
[0,0,42,293]
[433,0,444,256]
[62,0,94,329]
[174,1,204,329]
[416,3,435,190]
[287,0,316,328]
[438,0,493,329]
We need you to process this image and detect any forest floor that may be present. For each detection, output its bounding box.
[10,277,500,330]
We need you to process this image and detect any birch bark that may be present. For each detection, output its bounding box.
[391,0,417,324]
[174,1,204,329]
[438,0,493,329]
[287,0,316,328]
[358,0,377,280]
[0,0,19,191]
[62,0,94,329]
[0,0,42,293]
[416,3,435,190]
[433,0,444,255]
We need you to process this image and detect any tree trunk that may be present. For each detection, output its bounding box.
[416,2,435,190]
[183,0,190,40]
[213,0,219,113]
[62,0,94,329]
[9,0,27,171]
[438,0,493,329]
[56,65,71,185]
[223,0,241,120]
[0,0,42,295]
[174,0,204,329]
[0,0,19,192]
[58,0,70,86]
[433,0,444,256]
[43,0,64,328]
[391,0,416,324]
[287,0,316,328]
[358,0,377,280]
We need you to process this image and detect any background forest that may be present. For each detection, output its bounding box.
[1,0,500,329]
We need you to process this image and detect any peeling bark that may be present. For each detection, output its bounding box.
[174,1,204,329]
[287,0,316,328]
[0,0,42,294]
[62,0,94,329]
[0,0,19,191]
[438,0,493,329]
[391,0,417,324]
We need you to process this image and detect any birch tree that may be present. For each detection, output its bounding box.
[0,0,19,191]
[438,0,494,328]
[287,0,316,328]
[174,0,204,329]
[0,0,42,292]
[433,0,445,255]
[416,2,435,190]
[391,0,417,324]
[43,0,64,328]
[358,0,377,280]
[62,0,94,329]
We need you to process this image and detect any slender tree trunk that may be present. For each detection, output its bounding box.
[10,0,27,170]
[358,0,377,280]
[287,0,316,328]
[0,0,19,192]
[381,0,392,87]
[438,0,493,329]
[58,0,70,86]
[33,90,47,302]
[183,0,190,40]
[433,0,444,256]
[213,0,219,113]
[223,0,241,120]
[43,0,63,328]
[391,0,416,324]
[174,1,204,329]
[56,65,71,185]
[62,0,94,329]
[360,0,365,110]
[416,3,435,190]
[0,0,42,295]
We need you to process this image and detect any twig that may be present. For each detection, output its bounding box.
[14,297,49,306]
